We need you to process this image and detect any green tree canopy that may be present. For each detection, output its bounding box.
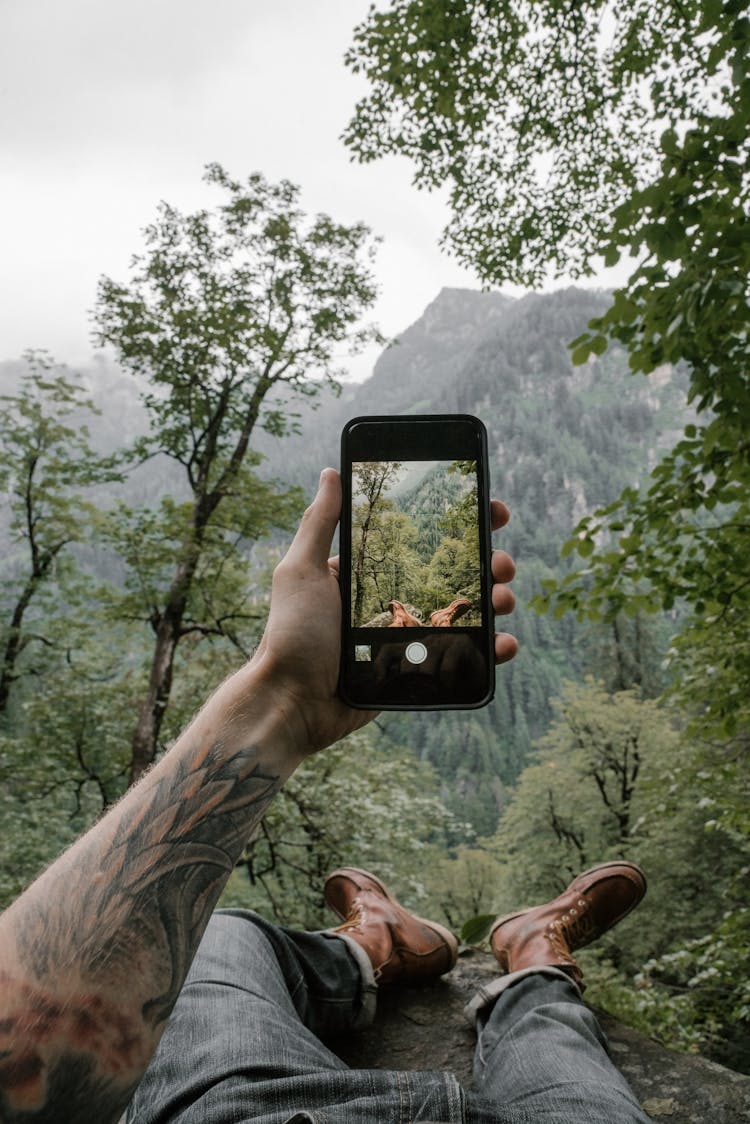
[0,352,121,714]
[477,679,749,1066]
[221,729,463,929]
[94,164,381,780]
[344,0,750,695]
[344,0,740,286]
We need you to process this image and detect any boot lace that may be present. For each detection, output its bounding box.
[545,897,597,958]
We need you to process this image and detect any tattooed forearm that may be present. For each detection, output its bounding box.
[0,729,288,1124]
[23,750,280,994]
[0,465,363,1123]
[0,971,146,1121]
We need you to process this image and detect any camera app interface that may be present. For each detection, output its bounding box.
[350,459,482,631]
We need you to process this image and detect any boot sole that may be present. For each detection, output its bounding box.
[324,865,459,967]
[489,860,647,948]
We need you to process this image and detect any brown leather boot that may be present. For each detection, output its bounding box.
[324,866,458,985]
[490,861,647,990]
[387,600,422,627]
[429,598,473,626]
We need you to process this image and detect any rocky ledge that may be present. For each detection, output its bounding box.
[329,949,750,1123]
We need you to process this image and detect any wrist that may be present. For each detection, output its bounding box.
[185,659,311,772]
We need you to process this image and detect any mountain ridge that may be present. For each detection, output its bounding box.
[0,286,689,831]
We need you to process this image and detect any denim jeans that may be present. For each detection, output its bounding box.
[126,909,651,1124]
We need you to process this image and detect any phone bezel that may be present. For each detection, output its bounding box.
[339,414,495,710]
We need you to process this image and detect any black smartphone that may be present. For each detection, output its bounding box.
[339,414,495,710]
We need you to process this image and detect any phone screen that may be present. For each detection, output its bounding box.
[340,416,494,709]
[350,458,483,630]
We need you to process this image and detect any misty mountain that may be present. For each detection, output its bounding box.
[249,286,687,831]
[0,286,689,833]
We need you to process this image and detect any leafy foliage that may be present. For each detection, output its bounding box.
[347,0,749,631]
[96,164,381,461]
[3,282,744,1070]
[97,465,300,655]
[344,0,730,286]
[468,679,750,1069]
[220,729,465,929]
[536,35,750,627]
[0,352,121,715]
[631,908,750,1072]
[0,617,143,908]
[420,844,504,935]
[486,682,674,903]
[93,164,381,779]
[344,3,750,1067]
[351,460,482,625]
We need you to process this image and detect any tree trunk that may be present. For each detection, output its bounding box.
[0,543,62,715]
[128,387,271,784]
[353,516,371,627]
[0,579,37,714]
[128,606,184,784]
[129,553,195,784]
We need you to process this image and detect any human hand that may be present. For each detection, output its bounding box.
[249,468,517,755]
[488,496,518,664]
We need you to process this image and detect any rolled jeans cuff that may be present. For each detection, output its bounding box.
[464,965,580,1025]
[324,930,379,1029]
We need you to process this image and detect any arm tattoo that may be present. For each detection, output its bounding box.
[0,740,282,1123]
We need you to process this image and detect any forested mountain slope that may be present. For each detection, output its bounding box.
[251,286,688,831]
[9,286,745,1074]
[0,287,687,833]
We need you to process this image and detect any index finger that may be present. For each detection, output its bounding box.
[283,468,342,570]
[491,499,510,531]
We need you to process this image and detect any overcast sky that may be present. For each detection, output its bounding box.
[0,0,622,382]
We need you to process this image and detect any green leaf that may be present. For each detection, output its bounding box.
[460,913,496,944]
[560,538,577,559]
[571,344,593,366]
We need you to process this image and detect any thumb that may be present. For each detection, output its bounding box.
[284,468,341,569]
